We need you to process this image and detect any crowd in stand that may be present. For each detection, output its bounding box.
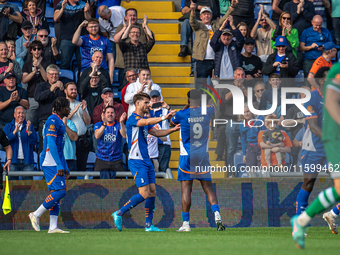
[0,0,338,179]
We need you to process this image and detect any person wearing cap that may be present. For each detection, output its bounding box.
[22,40,50,130]
[250,5,276,63]
[92,87,124,124]
[262,35,299,81]
[178,0,221,58]
[210,16,244,79]
[241,37,263,78]
[64,82,91,172]
[299,15,333,77]
[0,72,29,129]
[124,68,162,117]
[34,64,65,154]
[149,90,172,173]
[16,20,34,62]
[307,42,339,90]
[189,0,237,84]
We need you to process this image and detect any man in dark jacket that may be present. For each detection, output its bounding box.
[262,35,299,86]
[210,16,244,79]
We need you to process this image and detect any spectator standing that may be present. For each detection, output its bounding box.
[299,15,332,78]
[241,37,263,78]
[62,118,78,173]
[0,42,22,86]
[16,21,34,62]
[72,19,114,83]
[22,40,50,130]
[259,73,283,117]
[4,106,38,180]
[0,72,29,129]
[6,40,24,69]
[149,90,172,173]
[262,36,299,81]
[0,0,23,41]
[22,0,50,35]
[210,18,244,80]
[307,42,337,90]
[231,0,254,29]
[35,29,60,65]
[34,64,65,153]
[119,16,155,72]
[124,68,162,117]
[272,0,292,26]
[250,6,276,63]
[0,126,12,175]
[253,81,266,110]
[64,82,91,172]
[98,5,126,60]
[332,0,340,45]
[94,106,126,179]
[271,11,299,57]
[78,50,111,91]
[283,0,315,36]
[121,68,137,114]
[114,8,147,88]
[54,0,91,70]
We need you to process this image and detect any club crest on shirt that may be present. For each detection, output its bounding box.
[307,105,314,113]
[48,124,55,132]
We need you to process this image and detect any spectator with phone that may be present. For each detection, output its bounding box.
[262,35,299,83]
[299,15,333,77]
[149,90,172,173]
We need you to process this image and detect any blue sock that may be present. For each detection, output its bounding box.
[43,190,66,209]
[211,204,220,213]
[332,202,340,216]
[118,194,145,216]
[182,212,190,222]
[49,201,60,216]
[145,197,155,228]
[296,188,310,215]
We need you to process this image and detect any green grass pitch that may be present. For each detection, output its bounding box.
[0,227,338,255]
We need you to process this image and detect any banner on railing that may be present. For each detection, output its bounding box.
[0,178,334,230]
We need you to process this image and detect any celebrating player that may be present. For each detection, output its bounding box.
[29,97,71,233]
[171,89,225,232]
[112,92,180,232]
[291,63,340,249]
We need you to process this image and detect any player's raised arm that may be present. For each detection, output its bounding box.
[137,110,177,127]
[149,124,180,137]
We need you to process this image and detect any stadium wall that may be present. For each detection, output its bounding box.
[0,178,334,230]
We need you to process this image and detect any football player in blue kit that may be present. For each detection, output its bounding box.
[112,92,180,232]
[171,89,225,232]
[29,97,71,233]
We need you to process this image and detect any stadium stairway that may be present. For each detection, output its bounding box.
[122,1,226,178]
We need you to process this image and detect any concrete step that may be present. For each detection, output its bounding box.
[152,76,193,84]
[135,12,182,20]
[148,23,180,34]
[121,1,175,12]
[150,66,191,76]
[171,141,217,149]
[148,55,191,63]
[149,44,180,55]
[155,34,180,41]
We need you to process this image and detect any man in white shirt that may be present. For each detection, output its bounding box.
[98,5,126,60]
[124,68,162,117]
[65,82,91,172]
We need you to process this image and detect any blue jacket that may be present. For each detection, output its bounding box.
[240,116,266,156]
[210,29,244,78]
[4,119,38,164]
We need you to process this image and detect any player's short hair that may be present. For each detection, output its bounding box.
[269,73,281,79]
[104,105,115,113]
[133,92,150,105]
[125,8,137,16]
[64,82,76,90]
[187,89,201,100]
[88,18,99,25]
[46,64,59,73]
[52,97,69,113]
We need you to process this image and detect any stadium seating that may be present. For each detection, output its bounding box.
[59,69,74,81]
[45,7,54,23]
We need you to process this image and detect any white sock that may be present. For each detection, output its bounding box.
[183,221,189,225]
[331,210,338,218]
[297,211,312,227]
[214,211,221,221]
[50,215,58,230]
[33,204,47,218]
